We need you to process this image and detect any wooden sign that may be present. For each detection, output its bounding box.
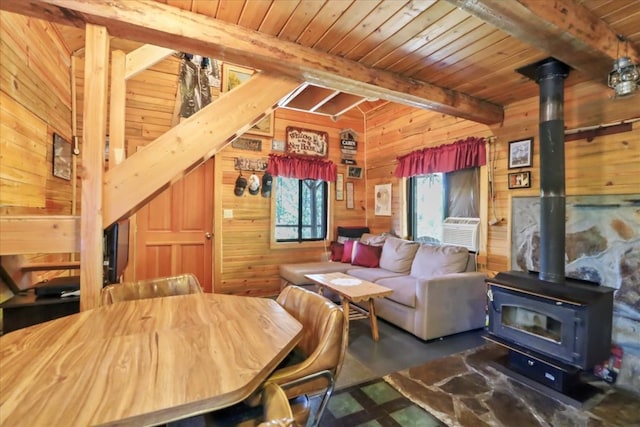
[232,137,262,152]
[234,157,268,172]
[286,126,328,157]
[340,139,358,150]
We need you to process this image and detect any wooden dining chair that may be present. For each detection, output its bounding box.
[100,273,203,306]
[200,286,345,427]
[260,285,348,426]
[257,383,295,427]
[191,381,298,427]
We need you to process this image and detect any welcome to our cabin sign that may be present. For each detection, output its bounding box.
[286,126,328,157]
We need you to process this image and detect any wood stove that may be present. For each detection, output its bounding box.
[486,58,616,406]
[485,271,614,398]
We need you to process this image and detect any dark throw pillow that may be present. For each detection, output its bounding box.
[330,241,344,262]
[337,226,370,239]
[352,243,383,268]
[341,240,356,263]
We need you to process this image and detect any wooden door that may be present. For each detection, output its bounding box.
[133,159,214,292]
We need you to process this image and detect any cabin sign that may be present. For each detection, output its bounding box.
[286,126,328,157]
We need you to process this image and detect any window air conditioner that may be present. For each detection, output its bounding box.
[442,217,480,252]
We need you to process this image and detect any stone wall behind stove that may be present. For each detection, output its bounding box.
[511,194,640,393]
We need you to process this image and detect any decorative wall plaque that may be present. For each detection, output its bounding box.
[232,137,262,152]
[340,128,358,164]
[336,173,344,201]
[286,126,328,157]
[234,157,268,172]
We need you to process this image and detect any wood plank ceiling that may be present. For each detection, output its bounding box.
[47,0,640,122]
[22,1,640,121]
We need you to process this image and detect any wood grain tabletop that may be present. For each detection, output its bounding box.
[0,293,302,426]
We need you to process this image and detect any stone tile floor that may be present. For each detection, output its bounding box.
[385,344,640,427]
[320,378,445,427]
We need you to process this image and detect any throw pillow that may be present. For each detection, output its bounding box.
[329,241,344,262]
[341,240,356,263]
[352,243,383,268]
[337,226,370,239]
[410,244,469,279]
[379,237,420,273]
[360,233,387,246]
[337,236,358,244]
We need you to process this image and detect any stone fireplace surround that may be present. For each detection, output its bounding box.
[511,194,640,393]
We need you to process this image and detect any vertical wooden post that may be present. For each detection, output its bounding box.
[108,50,126,170]
[80,24,109,311]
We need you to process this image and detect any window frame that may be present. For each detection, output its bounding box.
[407,173,446,243]
[407,168,481,243]
[270,177,333,248]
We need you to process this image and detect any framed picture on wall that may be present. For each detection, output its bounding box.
[336,173,344,201]
[222,63,274,137]
[347,166,363,179]
[53,133,71,180]
[346,182,354,209]
[374,183,392,216]
[508,137,533,169]
[508,171,531,189]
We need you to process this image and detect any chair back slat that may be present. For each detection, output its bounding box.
[100,273,202,305]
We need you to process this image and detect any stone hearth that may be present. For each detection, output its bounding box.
[384,344,640,427]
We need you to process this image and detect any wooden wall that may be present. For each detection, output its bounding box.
[2,10,638,301]
[0,12,72,214]
[215,107,366,296]
[75,47,368,297]
[0,11,73,297]
[365,79,640,276]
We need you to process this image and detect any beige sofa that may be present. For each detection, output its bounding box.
[280,235,487,341]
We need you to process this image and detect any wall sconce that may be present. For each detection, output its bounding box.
[608,36,640,97]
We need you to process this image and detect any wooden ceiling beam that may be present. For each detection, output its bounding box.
[448,0,640,85]
[103,72,300,225]
[0,0,503,124]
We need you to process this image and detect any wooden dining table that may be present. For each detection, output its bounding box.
[0,293,303,426]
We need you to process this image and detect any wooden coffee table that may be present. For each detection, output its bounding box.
[305,272,393,343]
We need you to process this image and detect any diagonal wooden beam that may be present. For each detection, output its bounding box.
[125,44,175,80]
[102,72,300,226]
[447,0,640,85]
[0,0,503,124]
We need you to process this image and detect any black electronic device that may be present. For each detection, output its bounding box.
[34,275,80,297]
[104,219,130,285]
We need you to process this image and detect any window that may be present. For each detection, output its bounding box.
[275,176,328,242]
[409,173,445,243]
[408,168,479,243]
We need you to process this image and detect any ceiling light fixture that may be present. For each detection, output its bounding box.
[608,35,640,97]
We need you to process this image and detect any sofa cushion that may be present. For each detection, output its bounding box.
[329,241,344,262]
[280,262,364,285]
[352,243,382,268]
[410,244,469,278]
[379,237,420,273]
[347,267,405,283]
[375,276,417,308]
[359,233,387,246]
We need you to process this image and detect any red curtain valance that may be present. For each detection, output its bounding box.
[267,153,337,182]
[394,137,487,178]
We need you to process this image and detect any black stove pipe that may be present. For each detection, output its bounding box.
[535,59,570,283]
